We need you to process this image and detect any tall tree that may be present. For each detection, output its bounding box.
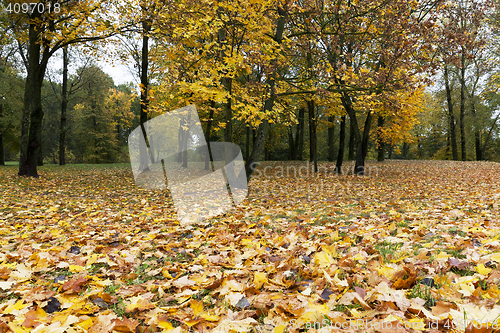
[444,64,459,160]
[59,46,68,165]
[6,0,128,176]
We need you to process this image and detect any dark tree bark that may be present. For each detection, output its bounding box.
[402,142,408,159]
[348,115,356,161]
[340,93,372,175]
[361,112,373,160]
[444,65,458,161]
[243,6,287,181]
[246,125,250,162]
[37,146,43,166]
[265,126,272,161]
[296,107,305,160]
[336,115,346,174]
[328,115,335,162]
[308,99,318,172]
[377,116,385,161]
[459,50,466,161]
[205,101,215,170]
[288,128,295,160]
[0,103,4,166]
[139,17,152,171]
[470,95,482,160]
[19,15,48,177]
[59,46,68,165]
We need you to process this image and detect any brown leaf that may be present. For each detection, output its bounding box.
[62,276,88,294]
[111,318,139,332]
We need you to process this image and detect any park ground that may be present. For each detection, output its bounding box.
[1,160,500,332]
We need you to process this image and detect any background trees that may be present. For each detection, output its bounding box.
[2,0,500,176]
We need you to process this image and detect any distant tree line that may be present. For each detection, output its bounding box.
[1,0,500,178]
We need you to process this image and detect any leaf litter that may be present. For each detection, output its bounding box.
[0,161,500,332]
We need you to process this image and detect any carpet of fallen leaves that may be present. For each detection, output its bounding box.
[1,160,500,333]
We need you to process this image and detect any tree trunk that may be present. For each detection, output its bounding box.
[139,18,152,171]
[23,71,46,176]
[205,101,215,170]
[328,115,335,162]
[361,111,372,160]
[481,112,500,157]
[243,6,287,181]
[402,142,408,159]
[308,99,318,172]
[19,21,41,176]
[245,125,250,162]
[348,115,356,160]
[296,107,305,160]
[178,117,189,168]
[0,103,4,166]
[459,50,466,161]
[340,93,371,175]
[444,64,458,161]
[59,46,68,165]
[288,128,295,160]
[178,117,186,163]
[336,115,346,174]
[223,78,232,143]
[265,126,272,161]
[377,116,385,161]
[470,97,482,160]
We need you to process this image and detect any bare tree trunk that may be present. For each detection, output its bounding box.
[296,107,305,160]
[459,50,466,161]
[0,103,4,166]
[265,126,271,161]
[139,17,152,171]
[336,115,346,174]
[308,99,318,172]
[444,64,458,161]
[361,111,373,160]
[288,128,295,160]
[377,116,384,161]
[470,98,482,160]
[348,115,356,160]
[341,93,372,175]
[205,101,215,170]
[59,46,68,165]
[328,115,335,162]
[19,18,46,176]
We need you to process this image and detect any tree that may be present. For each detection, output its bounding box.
[5,0,129,176]
[71,65,131,163]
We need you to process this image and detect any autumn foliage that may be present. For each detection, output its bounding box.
[1,161,500,332]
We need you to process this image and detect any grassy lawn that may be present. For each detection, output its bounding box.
[0,160,500,332]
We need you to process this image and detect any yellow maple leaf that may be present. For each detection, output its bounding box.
[253,272,267,289]
[476,264,492,276]
[190,299,203,316]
